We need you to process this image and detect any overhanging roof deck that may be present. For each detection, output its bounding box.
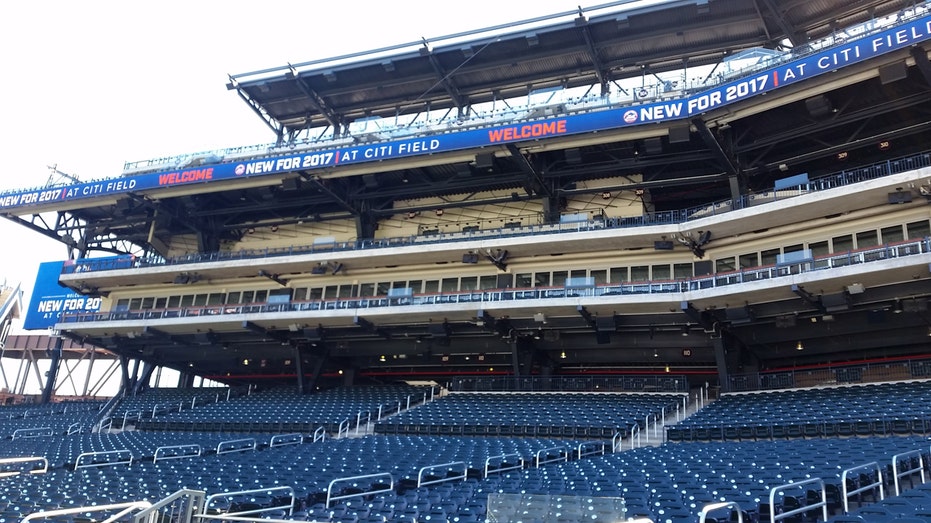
[228,0,912,135]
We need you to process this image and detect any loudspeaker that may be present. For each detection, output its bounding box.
[888,191,913,204]
[281,177,301,191]
[643,137,663,154]
[564,148,582,164]
[821,292,849,312]
[475,153,495,169]
[595,317,616,332]
[804,95,833,117]
[462,253,479,264]
[362,174,379,189]
[654,240,674,251]
[668,125,691,144]
[879,61,908,84]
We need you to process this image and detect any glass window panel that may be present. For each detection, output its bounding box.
[856,230,878,248]
[630,266,649,282]
[610,267,628,282]
[832,234,853,252]
[552,271,568,286]
[761,248,780,265]
[673,263,692,279]
[591,270,607,285]
[881,225,904,244]
[809,241,829,257]
[652,264,671,280]
[907,220,930,239]
[738,253,758,269]
[715,257,736,273]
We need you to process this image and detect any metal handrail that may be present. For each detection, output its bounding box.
[325,472,394,508]
[134,488,205,523]
[484,452,523,477]
[841,461,884,513]
[699,501,745,523]
[22,501,152,522]
[60,236,931,326]
[268,433,303,448]
[216,438,257,455]
[153,444,202,463]
[892,449,926,496]
[0,456,48,478]
[768,478,828,523]
[204,486,295,517]
[536,446,569,467]
[576,441,606,459]
[75,449,133,470]
[416,461,466,487]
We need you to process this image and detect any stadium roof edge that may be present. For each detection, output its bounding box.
[227,0,689,85]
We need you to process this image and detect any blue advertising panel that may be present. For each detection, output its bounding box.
[2,13,930,212]
[23,261,102,330]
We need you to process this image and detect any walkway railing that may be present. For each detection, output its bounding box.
[60,237,931,326]
[62,151,931,276]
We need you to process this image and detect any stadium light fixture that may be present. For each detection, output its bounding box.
[796,341,804,351]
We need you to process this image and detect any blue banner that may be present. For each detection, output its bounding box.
[3,13,931,212]
[23,261,102,330]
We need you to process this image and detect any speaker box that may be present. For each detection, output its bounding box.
[879,61,908,84]
[595,316,616,332]
[475,153,495,169]
[643,137,663,154]
[668,125,691,144]
[654,240,674,251]
[362,174,379,189]
[564,148,582,164]
[804,95,833,117]
[888,191,912,204]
